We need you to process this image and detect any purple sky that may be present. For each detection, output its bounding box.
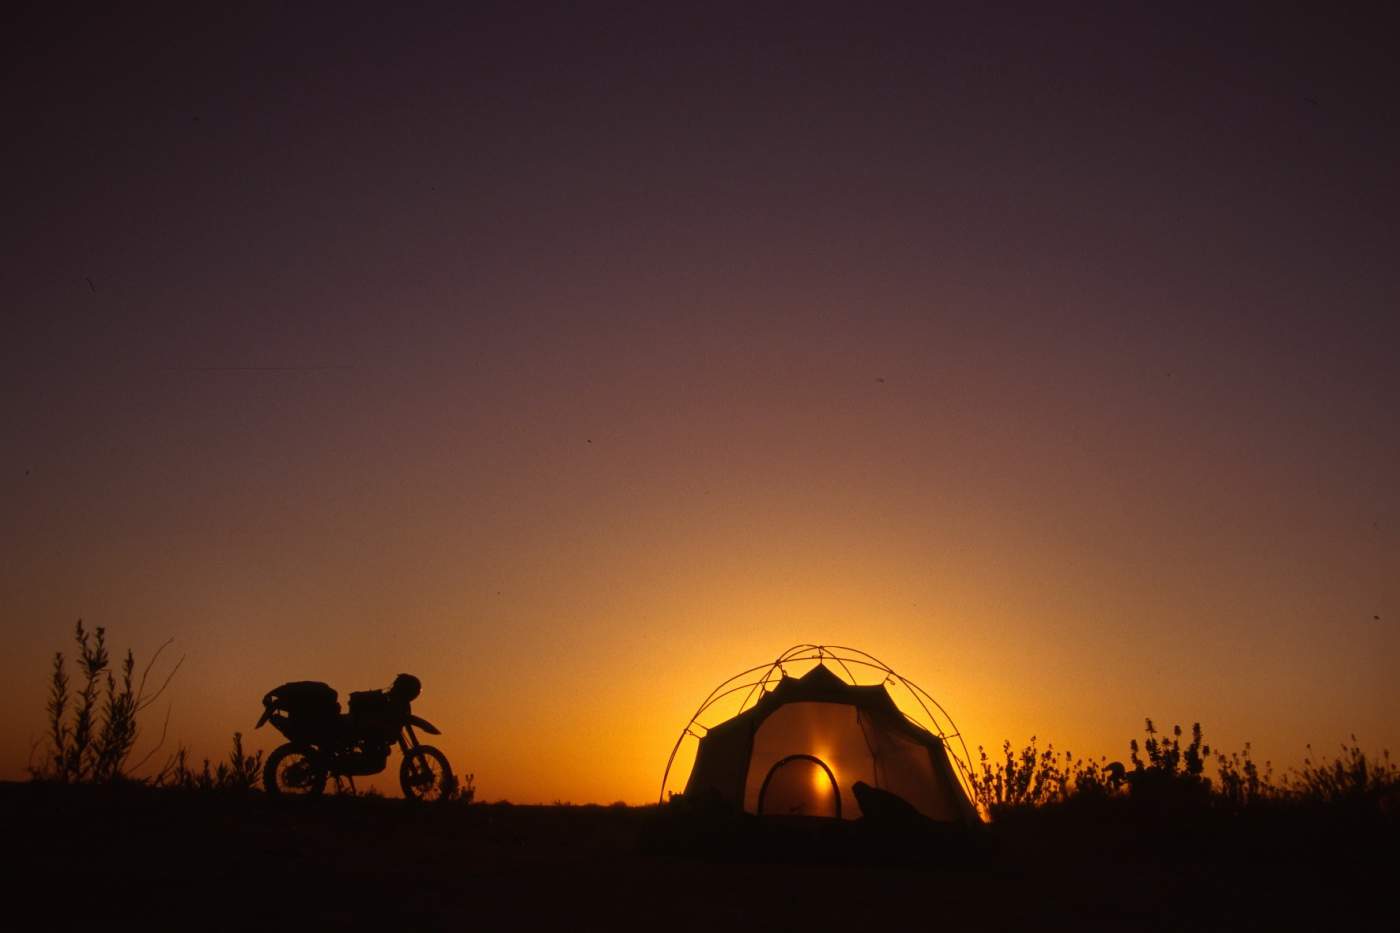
[4,4,1397,801]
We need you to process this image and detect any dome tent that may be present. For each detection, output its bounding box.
[661,645,980,825]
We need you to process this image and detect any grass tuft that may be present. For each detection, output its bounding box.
[970,719,1398,820]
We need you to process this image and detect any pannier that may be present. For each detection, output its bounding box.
[348,689,402,743]
[259,681,341,743]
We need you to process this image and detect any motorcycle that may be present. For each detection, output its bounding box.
[256,680,456,800]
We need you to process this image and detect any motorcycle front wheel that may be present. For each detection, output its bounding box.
[264,743,328,798]
[400,745,454,801]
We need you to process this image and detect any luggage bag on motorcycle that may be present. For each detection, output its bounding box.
[348,689,404,743]
[257,681,341,743]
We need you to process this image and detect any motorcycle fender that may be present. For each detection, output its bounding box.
[408,715,441,735]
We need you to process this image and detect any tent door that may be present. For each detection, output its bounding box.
[756,754,842,819]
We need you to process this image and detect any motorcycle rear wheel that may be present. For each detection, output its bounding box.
[400,745,454,801]
[265,743,328,798]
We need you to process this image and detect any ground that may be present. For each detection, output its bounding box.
[8,781,1393,931]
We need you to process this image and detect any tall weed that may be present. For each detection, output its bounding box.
[31,620,182,782]
[1283,738,1397,806]
[973,719,1397,819]
[154,732,264,793]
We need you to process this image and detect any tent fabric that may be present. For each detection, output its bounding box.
[683,664,978,824]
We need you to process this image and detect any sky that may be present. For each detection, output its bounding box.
[3,3,1397,803]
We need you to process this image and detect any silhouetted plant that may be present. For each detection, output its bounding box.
[1283,737,1397,806]
[1130,720,1209,778]
[155,732,263,792]
[970,738,1067,815]
[970,739,1123,816]
[1064,754,1119,799]
[1125,719,1212,803]
[973,719,1397,818]
[446,771,475,804]
[32,620,182,782]
[1215,742,1273,809]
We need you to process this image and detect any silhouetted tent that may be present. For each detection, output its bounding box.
[662,645,980,825]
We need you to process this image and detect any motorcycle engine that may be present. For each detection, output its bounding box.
[342,741,390,776]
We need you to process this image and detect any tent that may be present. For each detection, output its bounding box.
[662,645,980,824]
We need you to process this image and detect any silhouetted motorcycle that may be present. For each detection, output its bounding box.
[256,678,455,800]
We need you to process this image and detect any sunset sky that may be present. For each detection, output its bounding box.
[4,4,1396,803]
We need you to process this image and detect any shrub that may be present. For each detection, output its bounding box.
[155,732,263,793]
[970,738,1122,816]
[1215,742,1273,809]
[972,719,1397,818]
[450,772,476,804]
[970,737,1064,814]
[1283,738,1398,806]
[31,620,182,782]
[1124,719,1212,803]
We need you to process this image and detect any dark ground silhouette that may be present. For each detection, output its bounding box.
[8,781,1393,931]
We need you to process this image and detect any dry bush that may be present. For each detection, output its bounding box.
[973,718,1398,819]
[31,620,182,783]
[1124,719,1213,804]
[969,738,1119,816]
[1283,738,1397,806]
[1215,742,1274,809]
[155,732,264,793]
[448,771,476,804]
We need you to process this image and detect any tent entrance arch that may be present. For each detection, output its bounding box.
[660,645,980,824]
[756,754,842,819]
